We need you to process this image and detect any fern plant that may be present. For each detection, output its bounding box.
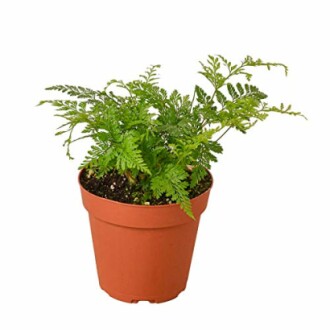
[38,54,305,219]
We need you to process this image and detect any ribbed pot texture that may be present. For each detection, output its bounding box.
[79,172,212,303]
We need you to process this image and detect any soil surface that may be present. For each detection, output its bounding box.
[80,169,212,205]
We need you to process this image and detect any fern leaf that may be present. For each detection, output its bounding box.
[45,85,100,99]
[115,134,151,174]
[190,165,207,188]
[263,104,307,119]
[139,65,161,85]
[151,164,194,219]
[227,83,239,100]
[195,85,208,104]
[236,83,244,95]
[216,90,227,106]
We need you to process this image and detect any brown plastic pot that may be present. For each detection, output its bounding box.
[79,171,212,303]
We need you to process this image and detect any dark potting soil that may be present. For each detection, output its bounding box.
[80,169,212,206]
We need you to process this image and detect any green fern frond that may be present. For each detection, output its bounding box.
[227,83,239,100]
[139,65,161,85]
[151,164,194,219]
[115,134,151,175]
[45,85,102,99]
[263,104,307,119]
[190,165,208,188]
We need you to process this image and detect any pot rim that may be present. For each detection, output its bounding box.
[78,168,213,209]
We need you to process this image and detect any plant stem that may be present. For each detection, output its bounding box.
[215,126,231,142]
[189,89,196,112]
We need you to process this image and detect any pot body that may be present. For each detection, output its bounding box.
[79,173,212,303]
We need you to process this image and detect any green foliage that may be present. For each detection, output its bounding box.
[151,164,193,219]
[38,54,305,218]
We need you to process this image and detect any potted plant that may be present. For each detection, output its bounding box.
[38,54,304,303]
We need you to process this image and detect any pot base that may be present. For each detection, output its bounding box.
[101,286,185,304]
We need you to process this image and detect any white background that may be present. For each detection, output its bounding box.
[1,0,329,329]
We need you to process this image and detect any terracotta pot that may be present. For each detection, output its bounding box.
[79,171,212,303]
